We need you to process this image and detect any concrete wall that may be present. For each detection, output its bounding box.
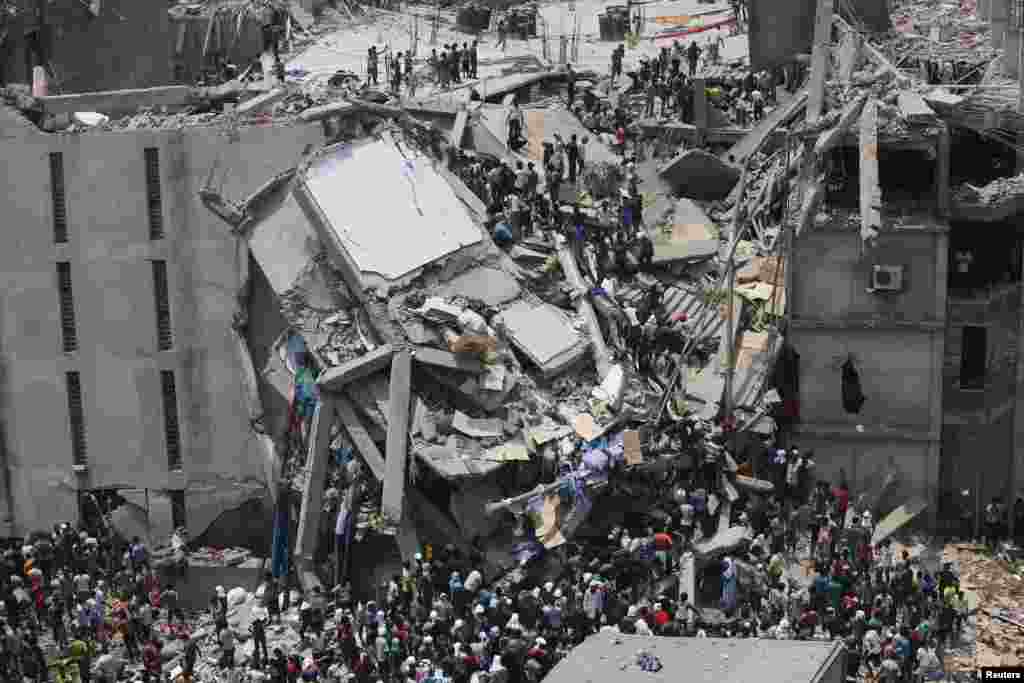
[790,227,947,514]
[2,0,171,93]
[748,0,816,70]
[0,112,324,537]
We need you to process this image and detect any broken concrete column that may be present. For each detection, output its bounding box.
[294,396,337,572]
[859,99,882,246]
[382,350,413,523]
[334,396,386,480]
[556,241,612,379]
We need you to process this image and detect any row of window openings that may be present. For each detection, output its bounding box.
[58,260,172,353]
[50,147,164,244]
[65,369,182,471]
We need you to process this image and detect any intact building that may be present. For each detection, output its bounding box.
[0,93,324,538]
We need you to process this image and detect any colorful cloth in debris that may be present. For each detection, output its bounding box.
[271,505,290,579]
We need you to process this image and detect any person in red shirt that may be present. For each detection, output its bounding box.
[833,477,850,522]
[615,126,627,156]
[654,530,674,573]
[653,603,670,631]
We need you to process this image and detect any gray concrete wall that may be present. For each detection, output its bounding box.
[0,115,324,537]
[2,0,171,93]
[748,0,816,70]
[789,227,947,514]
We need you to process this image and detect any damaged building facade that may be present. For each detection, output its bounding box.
[0,94,326,538]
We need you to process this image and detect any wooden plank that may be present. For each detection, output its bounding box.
[859,99,882,246]
[294,396,337,566]
[412,345,484,374]
[813,94,867,158]
[805,0,834,124]
[382,350,413,524]
[317,345,395,391]
[335,395,386,480]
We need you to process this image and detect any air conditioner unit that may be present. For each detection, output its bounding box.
[871,265,904,292]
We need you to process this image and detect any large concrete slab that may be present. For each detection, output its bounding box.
[658,149,740,200]
[497,300,587,377]
[650,198,719,263]
[437,265,522,306]
[302,136,482,281]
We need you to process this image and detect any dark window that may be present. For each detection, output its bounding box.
[960,325,987,390]
[65,371,87,466]
[50,152,67,244]
[56,262,77,352]
[161,370,182,470]
[144,148,164,240]
[152,260,173,350]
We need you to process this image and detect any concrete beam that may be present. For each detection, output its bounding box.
[805,0,834,124]
[382,350,413,523]
[412,345,485,374]
[451,108,470,149]
[294,396,337,569]
[317,345,395,391]
[814,94,867,159]
[936,125,950,217]
[796,176,826,236]
[237,87,288,115]
[694,78,708,143]
[556,243,612,379]
[335,396,386,480]
[859,99,882,246]
[39,85,193,116]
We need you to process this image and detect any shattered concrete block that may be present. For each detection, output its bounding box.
[650,199,719,264]
[452,411,504,438]
[496,300,587,378]
[658,149,740,200]
[418,297,464,324]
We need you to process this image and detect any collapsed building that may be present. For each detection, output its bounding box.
[0,0,1022,606]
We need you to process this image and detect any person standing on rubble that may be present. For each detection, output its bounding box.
[391,52,404,93]
[470,40,479,78]
[686,40,701,77]
[497,18,509,51]
[367,47,379,86]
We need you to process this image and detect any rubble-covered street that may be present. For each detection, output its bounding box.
[3,0,1024,681]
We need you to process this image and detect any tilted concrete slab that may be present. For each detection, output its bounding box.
[317,345,396,391]
[658,148,740,200]
[301,136,483,281]
[649,198,719,263]
[437,265,522,306]
[496,300,587,377]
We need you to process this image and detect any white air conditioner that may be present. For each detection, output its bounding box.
[871,265,904,292]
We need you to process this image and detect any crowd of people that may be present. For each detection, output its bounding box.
[0,439,988,683]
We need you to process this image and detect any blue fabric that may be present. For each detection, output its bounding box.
[272,506,290,579]
[494,222,513,244]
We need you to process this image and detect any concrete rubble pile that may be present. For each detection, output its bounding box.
[943,543,1024,670]
[953,171,1024,203]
